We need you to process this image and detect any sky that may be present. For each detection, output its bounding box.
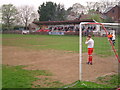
[0,0,101,10]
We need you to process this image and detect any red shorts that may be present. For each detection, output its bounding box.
[88,48,93,55]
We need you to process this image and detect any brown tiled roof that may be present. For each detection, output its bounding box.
[79,15,90,20]
[33,19,94,25]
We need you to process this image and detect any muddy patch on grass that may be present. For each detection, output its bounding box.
[3,46,118,85]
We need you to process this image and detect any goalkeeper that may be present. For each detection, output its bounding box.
[85,35,94,65]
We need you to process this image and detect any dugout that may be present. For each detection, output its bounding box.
[33,19,94,32]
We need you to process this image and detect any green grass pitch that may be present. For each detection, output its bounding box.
[2,34,118,56]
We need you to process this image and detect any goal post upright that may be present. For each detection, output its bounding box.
[79,22,82,81]
[79,22,90,81]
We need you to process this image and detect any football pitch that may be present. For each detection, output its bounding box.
[2,34,118,88]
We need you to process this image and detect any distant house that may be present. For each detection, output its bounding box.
[103,5,120,22]
[67,11,79,20]
[77,10,104,21]
[66,3,87,20]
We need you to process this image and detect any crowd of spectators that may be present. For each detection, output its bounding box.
[48,25,96,35]
[49,26,79,32]
[49,25,96,31]
[82,25,96,36]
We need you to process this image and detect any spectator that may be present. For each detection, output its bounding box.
[108,32,113,41]
[112,33,115,46]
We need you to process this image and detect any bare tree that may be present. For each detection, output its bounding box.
[2,4,18,30]
[17,5,38,29]
[86,0,119,13]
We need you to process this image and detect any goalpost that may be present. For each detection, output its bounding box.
[79,22,120,81]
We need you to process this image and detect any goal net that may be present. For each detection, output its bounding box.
[79,22,119,81]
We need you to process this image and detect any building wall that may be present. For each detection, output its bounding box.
[104,5,120,22]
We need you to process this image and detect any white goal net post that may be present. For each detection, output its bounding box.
[79,22,120,81]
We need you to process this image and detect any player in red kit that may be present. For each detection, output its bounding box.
[85,35,94,65]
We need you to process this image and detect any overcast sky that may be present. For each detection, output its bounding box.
[1,0,117,11]
[0,0,102,10]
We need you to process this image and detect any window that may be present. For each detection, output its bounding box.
[112,10,115,13]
